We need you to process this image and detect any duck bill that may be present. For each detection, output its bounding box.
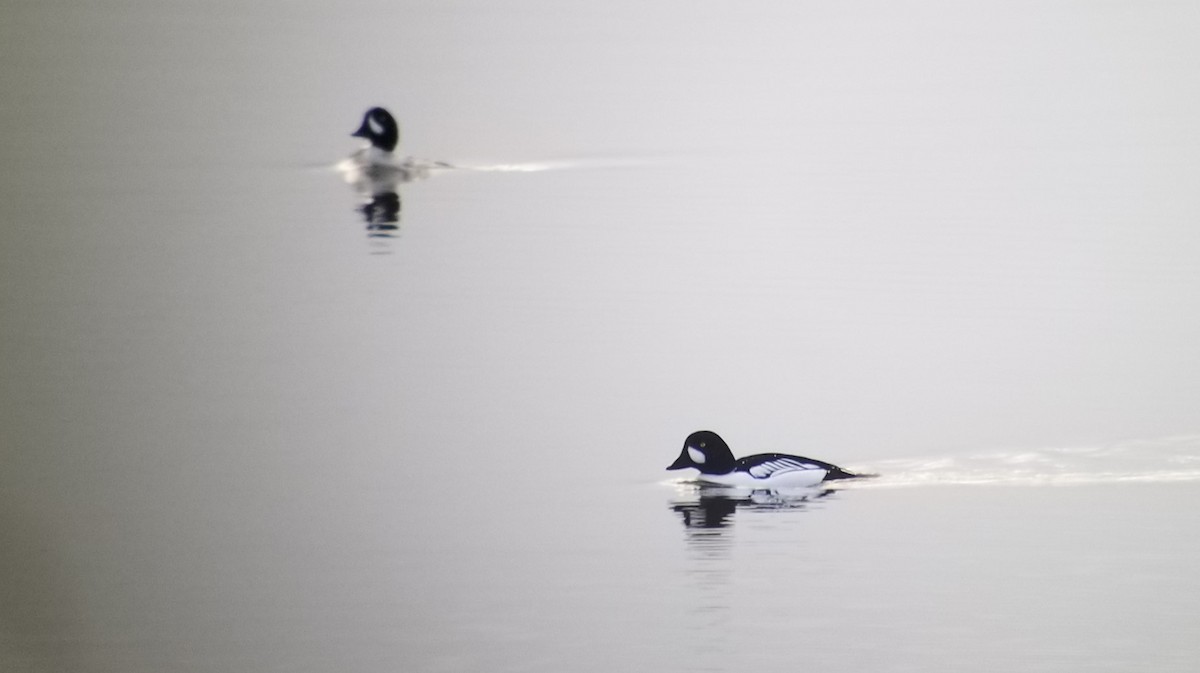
[351,123,370,138]
[666,451,692,470]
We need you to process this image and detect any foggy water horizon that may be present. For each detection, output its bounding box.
[4,1,1200,671]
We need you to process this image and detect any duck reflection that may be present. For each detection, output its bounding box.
[669,483,836,530]
[670,485,842,660]
[341,151,437,238]
[357,190,401,234]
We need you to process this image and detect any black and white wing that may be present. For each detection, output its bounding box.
[736,454,827,480]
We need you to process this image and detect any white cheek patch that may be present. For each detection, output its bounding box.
[687,446,706,464]
[368,115,385,135]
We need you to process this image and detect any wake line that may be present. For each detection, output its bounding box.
[846,434,1200,488]
[448,156,668,173]
[310,155,667,176]
[453,161,571,173]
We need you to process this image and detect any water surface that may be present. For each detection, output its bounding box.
[3,2,1199,671]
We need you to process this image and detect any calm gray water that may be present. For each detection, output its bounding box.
[3,2,1200,671]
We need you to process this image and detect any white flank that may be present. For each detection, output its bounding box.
[696,469,828,489]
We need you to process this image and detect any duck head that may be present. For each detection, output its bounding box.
[352,107,399,152]
[667,430,737,475]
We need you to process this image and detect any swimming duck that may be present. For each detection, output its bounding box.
[667,430,861,488]
[340,106,455,191]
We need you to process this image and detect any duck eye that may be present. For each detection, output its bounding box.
[699,442,706,448]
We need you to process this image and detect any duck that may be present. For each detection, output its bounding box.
[339,107,451,193]
[666,430,862,488]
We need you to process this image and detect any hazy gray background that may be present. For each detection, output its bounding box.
[2,1,1199,671]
